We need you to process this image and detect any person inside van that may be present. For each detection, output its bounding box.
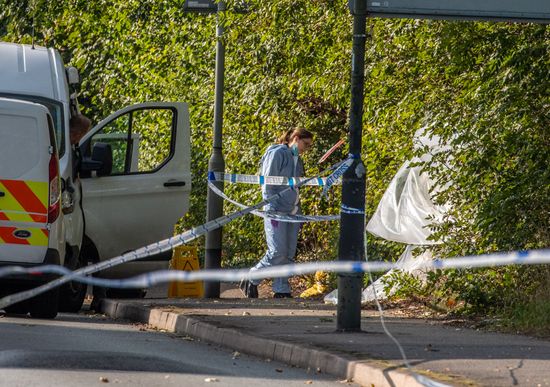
[69,113,91,145]
[69,113,91,179]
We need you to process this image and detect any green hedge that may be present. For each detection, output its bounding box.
[2,1,548,310]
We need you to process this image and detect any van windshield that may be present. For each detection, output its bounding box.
[0,94,65,157]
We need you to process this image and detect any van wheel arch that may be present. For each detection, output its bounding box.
[81,235,100,265]
[82,237,148,300]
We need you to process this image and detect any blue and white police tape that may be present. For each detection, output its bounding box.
[207,181,340,223]
[1,248,549,291]
[321,156,354,197]
[0,158,348,310]
[208,172,336,187]
[207,156,355,188]
[340,204,365,215]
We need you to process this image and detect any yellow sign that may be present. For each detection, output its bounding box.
[168,246,204,298]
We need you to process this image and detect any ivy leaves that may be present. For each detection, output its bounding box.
[1,2,548,287]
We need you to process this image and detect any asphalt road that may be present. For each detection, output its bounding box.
[0,311,356,387]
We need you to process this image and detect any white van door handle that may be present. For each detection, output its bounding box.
[163,181,186,187]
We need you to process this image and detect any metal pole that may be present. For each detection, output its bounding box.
[204,0,226,298]
[337,0,367,332]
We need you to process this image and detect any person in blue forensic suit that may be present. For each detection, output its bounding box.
[240,128,314,298]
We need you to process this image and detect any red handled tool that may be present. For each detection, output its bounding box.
[318,138,345,164]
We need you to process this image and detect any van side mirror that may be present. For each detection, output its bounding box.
[80,142,113,177]
[66,66,80,86]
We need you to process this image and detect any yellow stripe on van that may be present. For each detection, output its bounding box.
[0,226,48,246]
[0,211,36,223]
[0,181,28,212]
[25,181,49,208]
[0,180,48,223]
[26,227,49,246]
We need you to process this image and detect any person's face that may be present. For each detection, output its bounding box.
[290,136,313,155]
[70,129,85,145]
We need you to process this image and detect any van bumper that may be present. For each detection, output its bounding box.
[0,248,61,283]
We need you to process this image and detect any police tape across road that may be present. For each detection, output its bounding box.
[208,171,339,187]
[207,181,340,223]
[0,157,355,310]
[1,249,550,292]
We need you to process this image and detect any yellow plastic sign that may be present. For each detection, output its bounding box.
[168,246,204,298]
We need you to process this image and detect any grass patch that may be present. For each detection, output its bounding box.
[501,300,550,337]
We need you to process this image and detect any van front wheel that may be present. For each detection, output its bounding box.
[59,258,87,313]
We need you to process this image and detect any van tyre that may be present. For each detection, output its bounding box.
[59,258,87,313]
[59,280,87,313]
[4,301,29,316]
[29,288,59,319]
[106,288,147,299]
[1,285,29,315]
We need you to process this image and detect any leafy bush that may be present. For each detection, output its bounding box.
[2,2,548,314]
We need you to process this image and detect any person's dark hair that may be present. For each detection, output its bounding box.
[70,114,91,133]
[69,114,92,145]
[278,128,313,144]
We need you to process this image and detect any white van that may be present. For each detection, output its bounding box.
[0,42,191,318]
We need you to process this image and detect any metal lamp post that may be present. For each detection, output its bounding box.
[184,0,226,298]
[337,0,367,332]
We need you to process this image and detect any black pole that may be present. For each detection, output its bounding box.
[204,1,226,298]
[337,0,367,332]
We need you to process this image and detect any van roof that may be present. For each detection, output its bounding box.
[0,42,68,103]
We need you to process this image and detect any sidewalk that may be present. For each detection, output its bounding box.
[97,285,550,387]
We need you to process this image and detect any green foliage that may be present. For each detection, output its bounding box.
[385,265,550,317]
[505,300,550,337]
[2,2,549,315]
[417,22,550,256]
[382,270,425,298]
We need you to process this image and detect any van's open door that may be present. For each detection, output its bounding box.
[80,102,191,264]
